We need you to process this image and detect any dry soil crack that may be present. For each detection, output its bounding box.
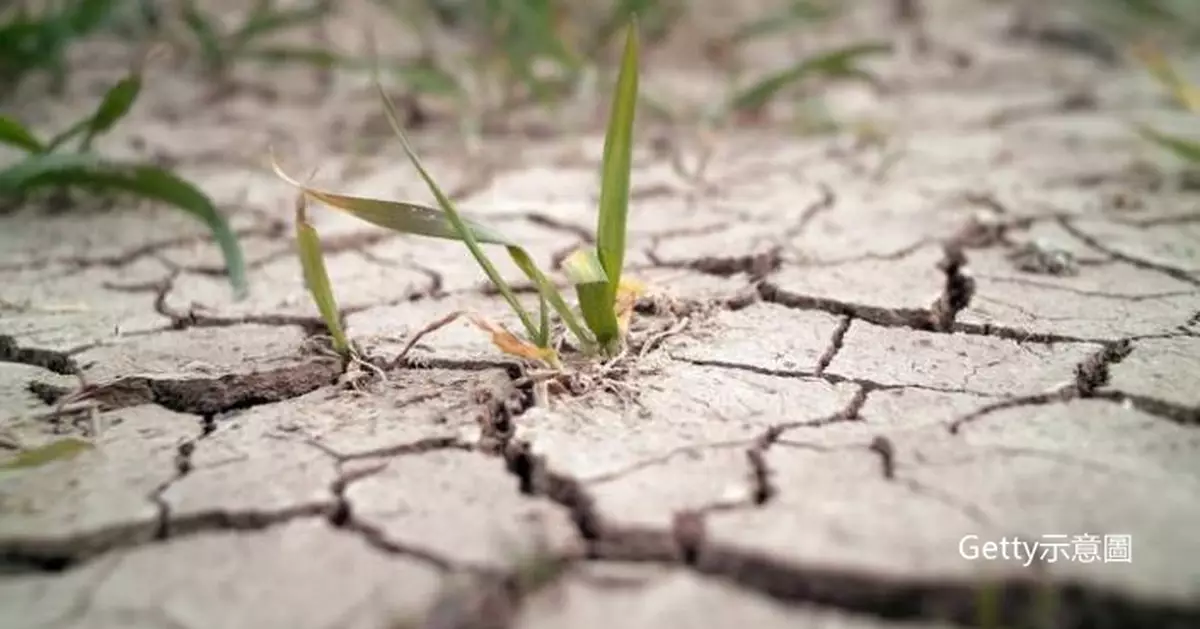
[0,222,285,275]
[0,501,332,574]
[50,358,344,415]
[0,334,80,375]
[674,356,996,399]
[942,340,1193,433]
[495,406,1200,629]
[1058,218,1200,288]
[327,461,462,572]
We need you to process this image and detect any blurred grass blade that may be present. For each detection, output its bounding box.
[243,47,463,100]
[638,92,677,123]
[0,115,44,153]
[44,118,91,153]
[563,248,618,351]
[234,0,331,47]
[1135,124,1200,163]
[0,438,93,470]
[0,153,248,298]
[69,0,122,32]
[730,0,838,44]
[181,1,225,71]
[596,20,639,296]
[536,292,550,348]
[974,583,1002,629]
[295,194,350,356]
[393,62,464,97]
[1131,44,1200,113]
[241,46,355,69]
[81,73,142,150]
[728,42,890,114]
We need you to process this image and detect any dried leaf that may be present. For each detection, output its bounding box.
[614,276,645,335]
[468,315,558,364]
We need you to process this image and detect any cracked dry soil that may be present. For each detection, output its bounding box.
[2,2,1200,629]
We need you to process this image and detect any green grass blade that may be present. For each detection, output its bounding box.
[240,45,356,69]
[729,0,838,44]
[536,292,550,348]
[44,117,90,153]
[272,159,516,244]
[0,153,248,298]
[727,41,890,114]
[0,438,93,470]
[507,245,595,351]
[180,1,226,71]
[392,61,465,97]
[295,195,350,356]
[80,73,142,150]
[242,47,462,100]
[0,115,44,153]
[68,0,122,33]
[1132,45,1200,113]
[233,0,331,47]
[563,248,618,353]
[376,84,543,342]
[1135,124,1200,163]
[596,20,640,295]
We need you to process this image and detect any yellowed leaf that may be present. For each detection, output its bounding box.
[1132,43,1200,113]
[467,315,558,363]
[614,277,646,335]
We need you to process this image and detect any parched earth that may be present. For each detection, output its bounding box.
[2,2,1199,628]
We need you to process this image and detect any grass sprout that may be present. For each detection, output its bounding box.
[177,0,337,76]
[274,20,643,367]
[726,41,891,118]
[727,0,840,46]
[294,192,350,357]
[0,73,247,297]
[0,0,123,98]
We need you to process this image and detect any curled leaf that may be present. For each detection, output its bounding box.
[468,315,559,365]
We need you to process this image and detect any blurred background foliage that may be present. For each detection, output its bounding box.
[1,0,1197,297]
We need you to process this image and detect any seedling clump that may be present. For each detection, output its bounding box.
[275,21,653,388]
[0,69,247,297]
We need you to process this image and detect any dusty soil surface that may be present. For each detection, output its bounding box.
[2,2,1199,628]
